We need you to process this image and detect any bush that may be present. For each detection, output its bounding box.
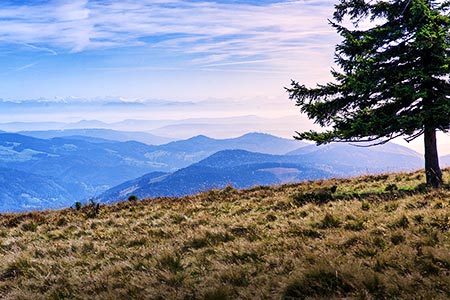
[74,201,82,211]
[128,195,138,202]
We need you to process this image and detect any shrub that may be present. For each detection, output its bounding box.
[266,213,277,222]
[74,201,82,211]
[299,211,308,218]
[300,229,323,239]
[384,203,399,212]
[186,231,234,250]
[56,217,68,227]
[128,195,138,202]
[85,199,100,218]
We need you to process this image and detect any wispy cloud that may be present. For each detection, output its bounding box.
[15,62,38,71]
[22,43,57,55]
[0,0,336,70]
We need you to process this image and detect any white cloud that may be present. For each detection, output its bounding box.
[0,0,337,70]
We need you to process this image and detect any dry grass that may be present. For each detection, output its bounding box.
[0,169,450,300]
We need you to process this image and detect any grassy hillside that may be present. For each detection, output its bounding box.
[0,169,450,300]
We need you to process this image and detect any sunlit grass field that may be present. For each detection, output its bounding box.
[1,169,449,300]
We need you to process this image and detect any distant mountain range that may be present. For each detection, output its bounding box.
[97,142,425,204]
[19,128,173,145]
[286,142,424,174]
[0,132,305,211]
[97,150,333,203]
[0,128,446,212]
[442,154,450,167]
[0,115,312,139]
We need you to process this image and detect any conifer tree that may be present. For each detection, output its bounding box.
[288,0,450,187]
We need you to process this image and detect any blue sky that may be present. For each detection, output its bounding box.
[0,0,448,154]
[0,0,337,100]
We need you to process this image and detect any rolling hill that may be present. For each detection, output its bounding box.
[0,168,71,212]
[0,132,306,211]
[97,142,425,203]
[0,131,444,212]
[1,169,449,299]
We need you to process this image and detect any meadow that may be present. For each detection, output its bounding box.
[0,168,449,300]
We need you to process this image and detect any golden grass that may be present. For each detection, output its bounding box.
[0,169,449,300]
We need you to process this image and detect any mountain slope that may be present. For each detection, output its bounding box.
[0,168,72,212]
[0,132,306,210]
[0,133,164,201]
[287,142,423,174]
[157,132,305,155]
[0,132,430,211]
[1,169,450,300]
[97,150,335,203]
[98,142,424,203]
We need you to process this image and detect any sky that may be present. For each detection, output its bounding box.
[0,0,338,100]
[0,0,449,155]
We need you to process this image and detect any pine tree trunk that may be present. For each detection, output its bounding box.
[424,126,443,188]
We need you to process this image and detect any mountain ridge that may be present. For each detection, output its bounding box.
[97,143,425,203]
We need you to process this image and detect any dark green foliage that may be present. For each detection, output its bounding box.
[80,199,100,219]
[344,219,365,231]
[287,0,450,187]
[56,217,68,227]
[128,195,138,202]
[74,202,82,211]
[185,231,235,250]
